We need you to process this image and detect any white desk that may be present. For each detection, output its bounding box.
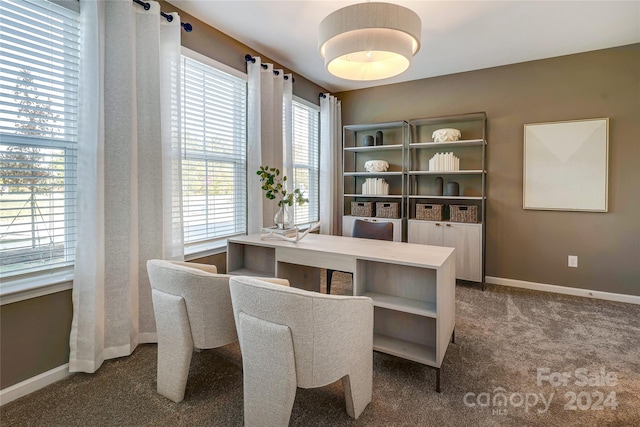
[227,233,456,391]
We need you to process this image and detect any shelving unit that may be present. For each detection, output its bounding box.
[340,113,487,288]
[342,121,408,242]
[406,113,487,287]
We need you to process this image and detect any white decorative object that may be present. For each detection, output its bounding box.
[432,128,462,142]
[364,160,389,172]
[524,118,608,212]
[428,152,460,171]
[362,178,389,195]
[318,2,421,81]
[260,222,321,242]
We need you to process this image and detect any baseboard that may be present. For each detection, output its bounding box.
[485,276,640,305]
[0,364,70,406]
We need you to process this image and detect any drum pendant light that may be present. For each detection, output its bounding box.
[318,2,422,81]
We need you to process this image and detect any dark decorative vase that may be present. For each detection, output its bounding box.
[375,131,384,146]
[435,177,444,196]
[363,135,374,146]
[445,182,460,196]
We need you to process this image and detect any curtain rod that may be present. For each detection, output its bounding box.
[245,55,295,82]
[132,0,193,32]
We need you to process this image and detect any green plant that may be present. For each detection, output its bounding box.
[257,165,308,207]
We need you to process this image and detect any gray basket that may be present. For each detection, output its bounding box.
[450,205,479,223]
[376,202,399,219]
[416,204,443,221]
[351,201,374,217]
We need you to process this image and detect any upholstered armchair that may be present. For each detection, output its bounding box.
[229,275,374,426]
[146,259,288,402]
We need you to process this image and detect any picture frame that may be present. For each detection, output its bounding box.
[523,118,609,212]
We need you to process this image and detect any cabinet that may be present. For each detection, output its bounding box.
[407,112,486,286]
[408,221,482,282]
[342,121,407,242]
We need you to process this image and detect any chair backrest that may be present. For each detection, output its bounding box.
[147,259,237,348]
[352,219,393,241]
[229,276,373,388]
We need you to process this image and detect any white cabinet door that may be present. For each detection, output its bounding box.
[408,220,444,246]
[408,220,482,282]
[443,223,482,282]
[343,216,403,242]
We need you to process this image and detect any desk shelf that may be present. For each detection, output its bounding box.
[363,292,437,318]
[374,333,437,366]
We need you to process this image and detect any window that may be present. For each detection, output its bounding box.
[291,99,320,225]
[0,0,79,280]
[180,50,247,252]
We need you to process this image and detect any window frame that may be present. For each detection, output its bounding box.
[0,0,80,301]
[180,47,248,258]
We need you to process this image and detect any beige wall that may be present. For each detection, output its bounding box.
[0,290,73,389]
[337,44,640,296]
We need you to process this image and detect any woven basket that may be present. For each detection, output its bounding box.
[416,204,443,221]
[450,205,478,223]
[376,202,399,219]
[351,201,374,217]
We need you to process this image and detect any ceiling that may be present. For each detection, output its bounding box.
[167,1,640,93]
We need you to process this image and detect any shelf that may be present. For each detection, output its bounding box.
[363,292,437,318]
[345,194,403,199]
[373,333,437,366]
[344,144,404,152]
[227,267,274,277]
[408,219,482,225]
[408,195,485,200]
[344,171,404,177]
[344,121,406,132]
[409,139,485,148]
[408,170,485,175]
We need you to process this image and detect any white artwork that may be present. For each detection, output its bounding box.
[523,118,608,212]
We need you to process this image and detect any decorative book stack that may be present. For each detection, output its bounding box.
[261,226,298,238]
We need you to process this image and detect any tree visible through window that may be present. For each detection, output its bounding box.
[0,0,79,279]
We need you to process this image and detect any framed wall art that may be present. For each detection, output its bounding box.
[523,118,609,212]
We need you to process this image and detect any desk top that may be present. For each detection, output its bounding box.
[228,233,454,269]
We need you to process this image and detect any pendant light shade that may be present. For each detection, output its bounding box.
[319,2,421,81]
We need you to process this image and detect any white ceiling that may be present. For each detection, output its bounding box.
[167,1,640,92]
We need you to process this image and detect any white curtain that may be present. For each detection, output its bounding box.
[319,93,342,235]
[70,0,183,373]
[246,57,293,233]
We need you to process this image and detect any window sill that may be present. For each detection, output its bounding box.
[184,239,228,261]
[0,268,74,305]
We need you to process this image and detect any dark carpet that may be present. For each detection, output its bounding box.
[2,274,639,426]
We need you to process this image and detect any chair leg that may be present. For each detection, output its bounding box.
[152,290,194,403]
[238,312,297,427]
[326,269,334,294]
[341,362,372,419]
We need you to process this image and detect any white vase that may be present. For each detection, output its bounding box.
[274,204,293,229]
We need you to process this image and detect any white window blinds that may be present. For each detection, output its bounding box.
[0,0,79,278]
[292,99,320,225]
[181,54,247,247]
